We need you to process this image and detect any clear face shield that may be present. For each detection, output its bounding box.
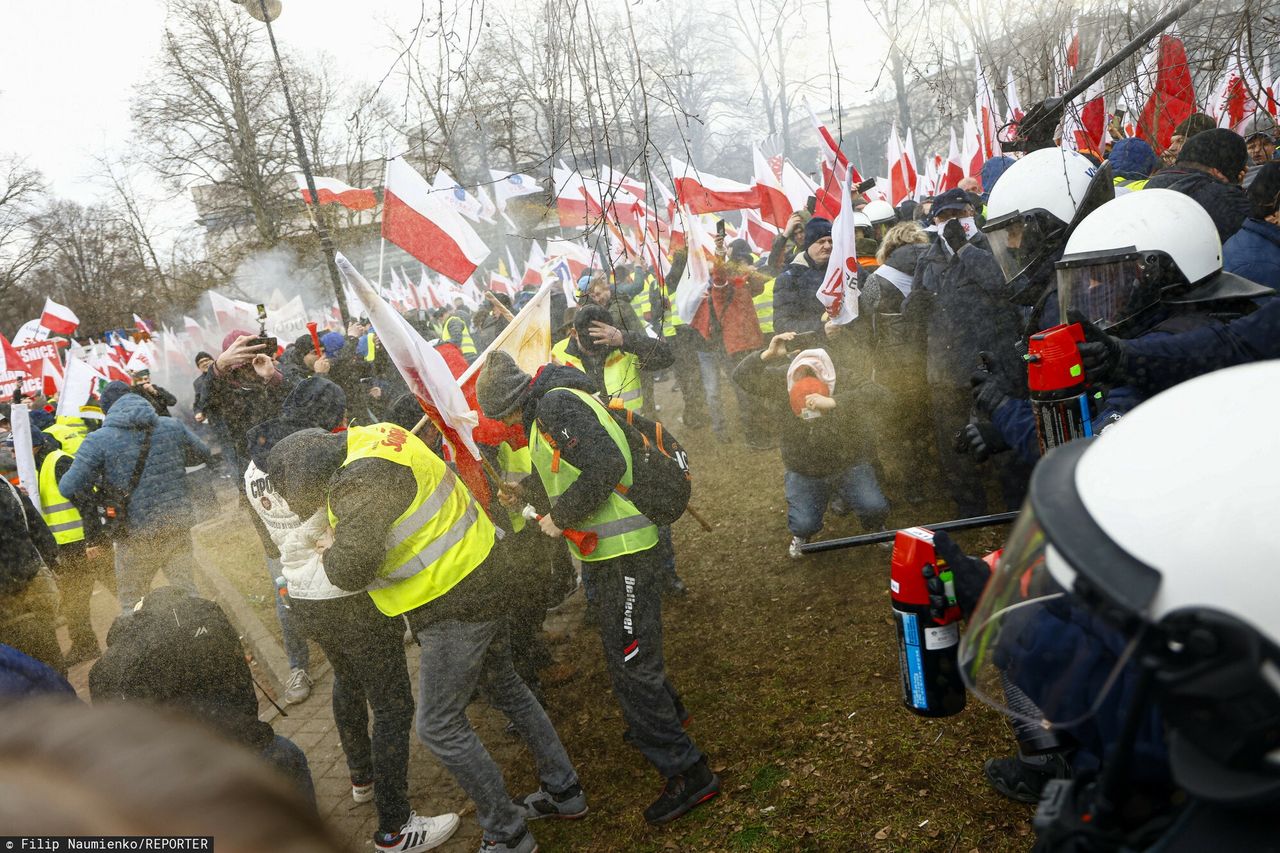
[1055,251,1153,331]
[983,211,1057,284]
[958,505,1145,732]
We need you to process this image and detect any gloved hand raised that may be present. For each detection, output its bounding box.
[942,219,968,254]
[1068,310,1124,385]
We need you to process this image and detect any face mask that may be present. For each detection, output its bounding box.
[958,217,978,238]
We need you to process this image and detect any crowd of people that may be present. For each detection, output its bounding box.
[1,111,1279,850]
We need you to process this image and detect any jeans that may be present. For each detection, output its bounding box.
[292,594,414,834]
[266,556,309,672]
[784,464,890,540]
[415,618,578,842]
[697,350,754,438]
[261,734,317,811]
[114,529,197,611]
[583,547,701,778]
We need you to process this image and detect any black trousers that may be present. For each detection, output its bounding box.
[583,546,699,778]
[292,594,415,834]
[58,545,116,652]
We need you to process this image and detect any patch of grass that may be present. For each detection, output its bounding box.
[749,763,788,795]
[728,824,777,851]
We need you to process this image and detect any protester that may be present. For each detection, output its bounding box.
[478,352,718,826]
[1143,128,1252,242]
[773,217,833,338]
[271,420,583,853]
[1105,137,1159,185]
[130,370,177,417]
[552,303,673,411]
[1223,160,1280,289]
[32,428,113,666]
[59,389,212,611]
[205,330,290,475]
[433,305,477,361]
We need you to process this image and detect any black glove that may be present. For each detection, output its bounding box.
[931,530,994,619]
[969,353,1015,419]
[1068,310,1124,384]
[942,219,968,254]
[958,421,1008,463]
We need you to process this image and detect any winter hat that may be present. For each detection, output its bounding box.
[980,156,1016,195]
[266,428,347,518]
[931,188,970,218]
[194,351,214,367]
[803,217,833,247]
[1174,113,1217,140]
[1107,138,1159,179]
[221,329,252,352]
[1177,128,1249,181]
[319,331,345,358]
[98,380,133,414]
[1246,161,1280,218]
[476,350,532,419]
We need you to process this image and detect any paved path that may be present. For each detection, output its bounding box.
[60,550,584,853]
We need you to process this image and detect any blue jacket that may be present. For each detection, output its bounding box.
[59,395,211,535]
[1223,217,1280,290]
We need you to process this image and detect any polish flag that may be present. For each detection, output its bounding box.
[1,333,27,373]
[418,268,445,310]
[752,145,792,229]
[133,314,153,334]
[488,272,516,298]
[781,160,819,213]
[672,207,716,323]
[1075,44,1110,153]
[553,164,591,227]
[545,239,595,279]
[805,100,864,185]
[963,110,984,177]
[741,208,780,256]
[817,165,860,326]
[383,157,490,284]
[522,243,546,288]
[975,58,1002,160]
[1264,56,1277,118]
[887,127,911,206]
[939,128,965,192]
[902,128,920,200]
[600,165,648,202]
[296,174,378,211]
[1005,67,1025,126]
[671,157,758,214]
[39,298,80,337]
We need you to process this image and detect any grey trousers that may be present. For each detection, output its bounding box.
[114,529,197,611]
[415,618,578,842]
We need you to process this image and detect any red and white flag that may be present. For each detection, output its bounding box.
[671,157,758,214]
[133,313,153,334]
[1005,67,1025,126]
[296,174,378,211]
[940,127,965,192]
[545,239,595,279]
[1135,32,1197,153]
[887,126,912,207]
[805,100,865,220]
[673,208,716,323]
[975,58,1003,160]
[39,298,79,337]
[741,208,780,256]
[383,157,490,284]
[963,110,984,177]
[521,242,546,288]
[1072,43,1110,153]
[552,164,591,227]
[781,160,819,213]
[818,165,860,326]
[752,145,792,229]
[1,333,27,374]
[433,170,490,223]
[902,127,920,200]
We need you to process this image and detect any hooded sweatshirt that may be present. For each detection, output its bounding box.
[59,394,211,535]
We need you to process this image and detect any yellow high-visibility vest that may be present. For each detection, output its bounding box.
[551,338,643,411]
[38,450,85,546]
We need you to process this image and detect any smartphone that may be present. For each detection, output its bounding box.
[805,195,817,214]
[253,335,278,353]
[785,331,819,352]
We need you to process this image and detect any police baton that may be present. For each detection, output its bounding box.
[798,511,1019,554]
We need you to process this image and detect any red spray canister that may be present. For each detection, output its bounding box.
[1026,323,1094,455]
[890,527,967,718]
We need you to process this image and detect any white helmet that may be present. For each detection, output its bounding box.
[852,210,872,230]
[982,148,1106,284]
[960,361,1280,805]
[862,199,896,226]
[1056,189,1271,330]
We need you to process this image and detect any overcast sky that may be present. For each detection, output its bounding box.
[1,0,888,208]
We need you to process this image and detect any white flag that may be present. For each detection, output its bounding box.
[673,208,715,323]
[818,165,861,325]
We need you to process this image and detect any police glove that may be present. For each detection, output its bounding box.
[931,530,994,619]
[1069,310,1124,384]
[958,421,1008,463]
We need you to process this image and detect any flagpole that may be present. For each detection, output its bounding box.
[377,153,391,300]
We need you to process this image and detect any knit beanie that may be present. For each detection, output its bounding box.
[476,351,532,419]
[803,217,833,248]
[1106,138,1159,179]
[265,428,346,517]
[319,331,345,358]
[1178,128,1249,181]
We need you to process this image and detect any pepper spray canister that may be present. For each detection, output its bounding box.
[890,527,967,718]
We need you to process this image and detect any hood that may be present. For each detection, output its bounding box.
[883,242,930,276]
[102,394,160,430]
[319,331,346,358]
[787,250,817,271]
[522,363,601,433]
[266,428,347,518]
[245,377,346,469]
[99,380,133,414]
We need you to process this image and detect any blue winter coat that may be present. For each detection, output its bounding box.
[59,395,211,535]
[1223,217,1280,290]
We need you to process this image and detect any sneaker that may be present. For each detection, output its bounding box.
[515,782,589,821]
[375,811,461,852]
[352,775,374,804]
[983,752,1071,804]
[788,536,806,559]
[284,668,312,704]
[478,829,536,853]
[643,757,720,824]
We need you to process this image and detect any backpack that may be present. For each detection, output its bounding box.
[602,403,691,526]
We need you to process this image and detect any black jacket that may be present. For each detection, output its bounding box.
[1143,166,1251,243]
[135,384,177,418]
[0,478,56,595]
[732,352,873,477]
[520,364,625,529]
[773,249,827,336]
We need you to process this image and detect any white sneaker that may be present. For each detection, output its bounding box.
[375,812,461,852]
[284,668,312,704]
[788,536,806,559]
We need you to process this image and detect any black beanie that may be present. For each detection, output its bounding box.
[803,217,833,248]
[1178,128,1250,181]
[476,351,532,419]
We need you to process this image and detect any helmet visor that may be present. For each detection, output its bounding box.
[958,505,1143,731]
[1055,252,1146,330]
